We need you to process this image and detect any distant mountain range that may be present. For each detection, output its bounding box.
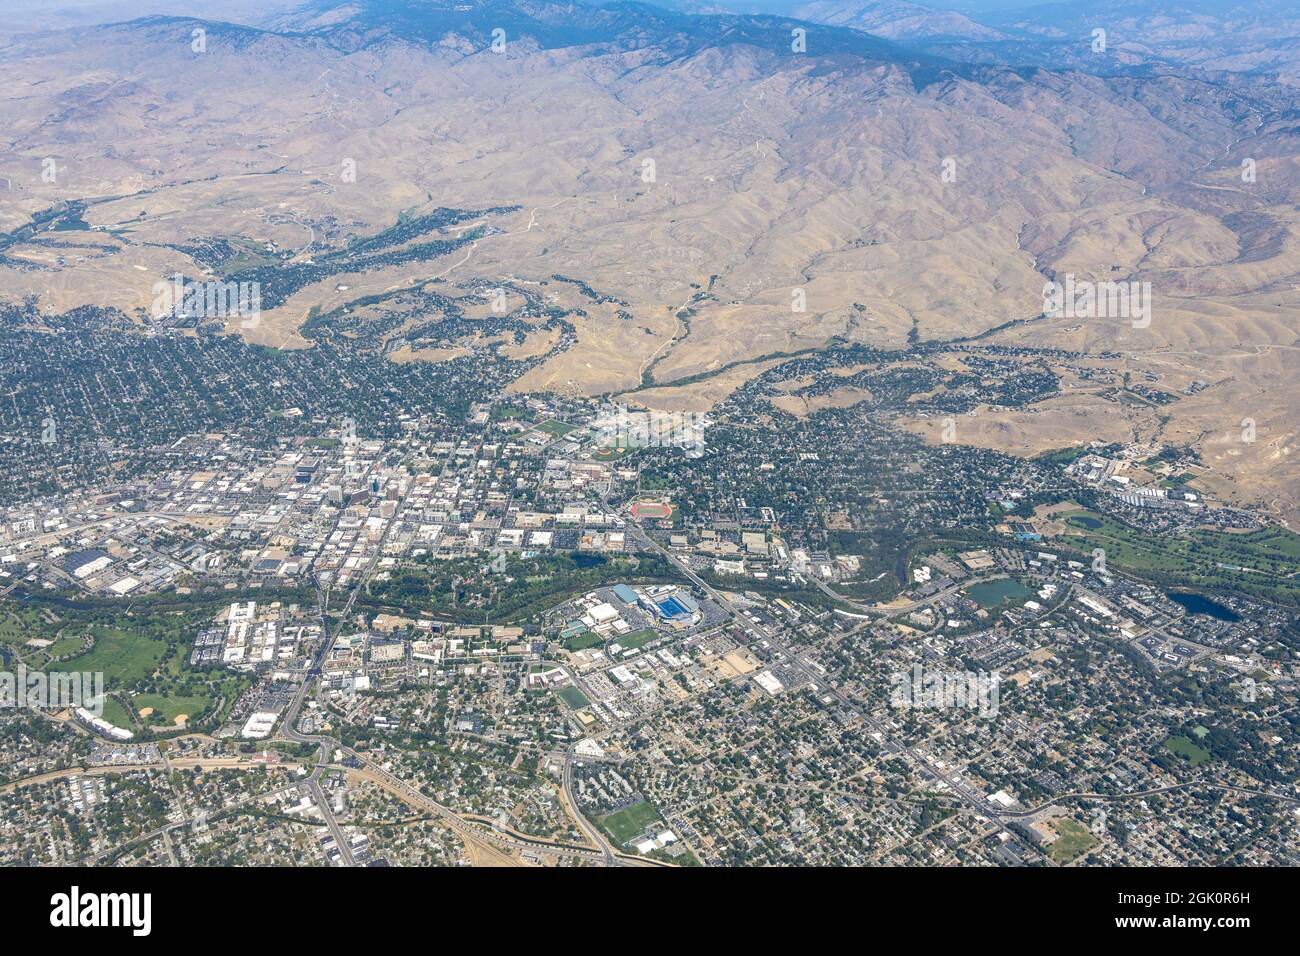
[794,0,1007,41]
[10,0,1298,81]
[649,0,1300,79]
[980,0,1300,78]
[274,0,943,70]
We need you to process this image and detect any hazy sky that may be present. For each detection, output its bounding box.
[0,0,295,30]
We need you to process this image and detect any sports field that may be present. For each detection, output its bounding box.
[1164,734,1211,766]
[557,685,590,709]
[630,500,674,520]
[1049,819,1098,864]
[615,629,658,651]
[534,419,578,438]
[599,799,662,845]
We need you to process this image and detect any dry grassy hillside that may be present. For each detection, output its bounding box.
[0,4,1296,512]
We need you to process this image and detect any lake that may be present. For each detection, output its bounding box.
[1166,591,1240,622]
[965,578,1034,609]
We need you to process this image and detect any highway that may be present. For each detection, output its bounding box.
[562,744,622,866]
[307,776,355,866]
